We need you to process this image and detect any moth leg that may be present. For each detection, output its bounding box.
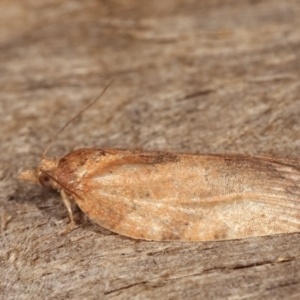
[60,189,76,234]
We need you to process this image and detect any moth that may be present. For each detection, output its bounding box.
[19,82,300,241]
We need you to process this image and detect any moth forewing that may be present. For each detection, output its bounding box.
[21,148,300,241]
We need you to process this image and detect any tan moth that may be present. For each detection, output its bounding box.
[19,82,300,241]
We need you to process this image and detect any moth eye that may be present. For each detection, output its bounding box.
[39,173,53,189]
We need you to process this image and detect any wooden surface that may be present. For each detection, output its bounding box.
[1,0,300,299]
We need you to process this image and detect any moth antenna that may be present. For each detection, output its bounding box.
[42,79,114,158]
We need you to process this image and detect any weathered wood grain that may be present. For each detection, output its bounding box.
[1,0,300,299]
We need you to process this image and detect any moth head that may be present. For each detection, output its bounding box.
[19,158,57,190]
